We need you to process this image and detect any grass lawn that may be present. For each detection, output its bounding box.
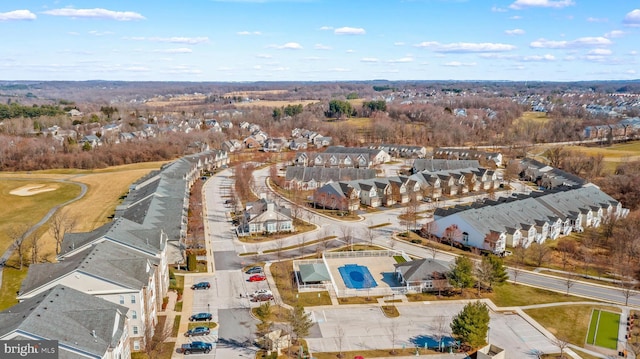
[187,322,218,330]
[270,260,332,307]
[310,347,442,359]
[174,301,183,312]
[525,305,619,346]
[570,348,606,359]
[0,180,81,256]
[393,255,407,263]
[172,315,181,337]
[381,305,400,318]
[586,309,619,350]
[0,266,28,311]
[251,304,292,322]
[131,342,175,359]
[489,283,594,307]
[338,296,382,305]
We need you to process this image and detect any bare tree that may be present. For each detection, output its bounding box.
[50,209,70,255]
[8,225,30,270]
[511,263,522,285]
[365,219,377,245]
[297,235,307,257]
[556,238,577,271]
[564,269,577,296]
[552,335,570,359]
[28,232,42,264]
[275,237,285,262]
[431,315,449,352]
[528,242,551,267]
[335,326,345,358]
[340,225,354,251]
[144,314,173,359]
[389,320,399,355]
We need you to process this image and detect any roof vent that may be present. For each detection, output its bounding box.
[92,330,97,338]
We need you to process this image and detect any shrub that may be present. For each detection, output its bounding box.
[187,253,197,271]
[410,239,422,245]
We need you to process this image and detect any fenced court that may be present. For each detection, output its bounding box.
[338,264,378,289]
[586,309,619,350]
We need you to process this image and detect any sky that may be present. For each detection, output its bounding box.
[0,0,639,82]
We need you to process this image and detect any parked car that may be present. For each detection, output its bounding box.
[184,326,211,337]
[251,293,274,302]
[248,274,266,282]
[250,289,272,297]
[181,341,212,355]
[191,281,210,290]
[189,312,213,322]
[245,266,263,274]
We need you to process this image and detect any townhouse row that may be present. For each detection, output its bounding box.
[0,150,229,359]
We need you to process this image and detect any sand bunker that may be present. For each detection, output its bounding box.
[10,184,57,196]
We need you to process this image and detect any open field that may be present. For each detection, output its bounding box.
[0,161,166,261]
[233,99,319,107]
[514,111,551,125]
[0,179,81,255]
[586,309,619,350]
[525,305,620,347]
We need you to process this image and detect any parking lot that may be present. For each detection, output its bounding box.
[304,302,558,357]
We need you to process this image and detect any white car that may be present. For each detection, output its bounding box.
[250,289,272,297]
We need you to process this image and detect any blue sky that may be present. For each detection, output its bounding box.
[0,0,638,82]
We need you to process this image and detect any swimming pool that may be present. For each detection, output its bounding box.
[338,264,378,289]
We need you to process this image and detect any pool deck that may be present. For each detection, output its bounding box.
[325,255,399,294]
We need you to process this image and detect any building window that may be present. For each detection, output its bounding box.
[133,341,140,351]
[131,295,136,304]
[462,232,469,243]
[133,326,139,335]
[132,310,137,319]
[119,295,124,304]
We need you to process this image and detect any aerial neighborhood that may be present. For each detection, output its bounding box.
[1,79,640,359]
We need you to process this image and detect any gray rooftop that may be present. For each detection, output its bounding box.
[0,285,128,358]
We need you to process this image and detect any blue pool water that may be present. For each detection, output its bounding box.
[338,264,378,289]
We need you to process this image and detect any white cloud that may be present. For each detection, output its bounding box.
[588,48,612,55]
[271,42,303,50]
[346,49,355,53]
[509,0,574,10]
[394,42,405,46]
[161,65,202,74]
[123,66,150,72]
[155,48,193,54]
[256,54,272,59]
[360,57,379,63]
[444,61,476,67]
[237,31,261,35]
[334,27,366,35]
[387,57,413,63]
[491,6,507,12]
[253,65,262,70]
[509,15,522,20]
[415,41,516,53]
[586,17,607,23]
[319,26,333,31]
[42,8,145,21]
[314,44,332,50]
[604,30,625,38]
[530,36,612,49]
[328,67,350,72]
[0,10,36,21]
[626,69,637,74]
[505,29,525,36]
[149,37,209,44]
[564,55,576,61]
[630,51,638,55]
[522,54,556,61]
[623,9,640,27]
[89,30,114,36]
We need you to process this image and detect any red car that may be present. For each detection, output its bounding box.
[248,274,266,282]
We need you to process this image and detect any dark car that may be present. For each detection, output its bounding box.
[181,341,212,355]
[191,281,211,290]
[189,312,213,322]
[250,293,274,302]
[184,326,211,337]
[245,266,263,274]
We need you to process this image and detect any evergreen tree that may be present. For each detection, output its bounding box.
[451,301,490,348]
[288,304,313,343]
[448,255,475,295]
